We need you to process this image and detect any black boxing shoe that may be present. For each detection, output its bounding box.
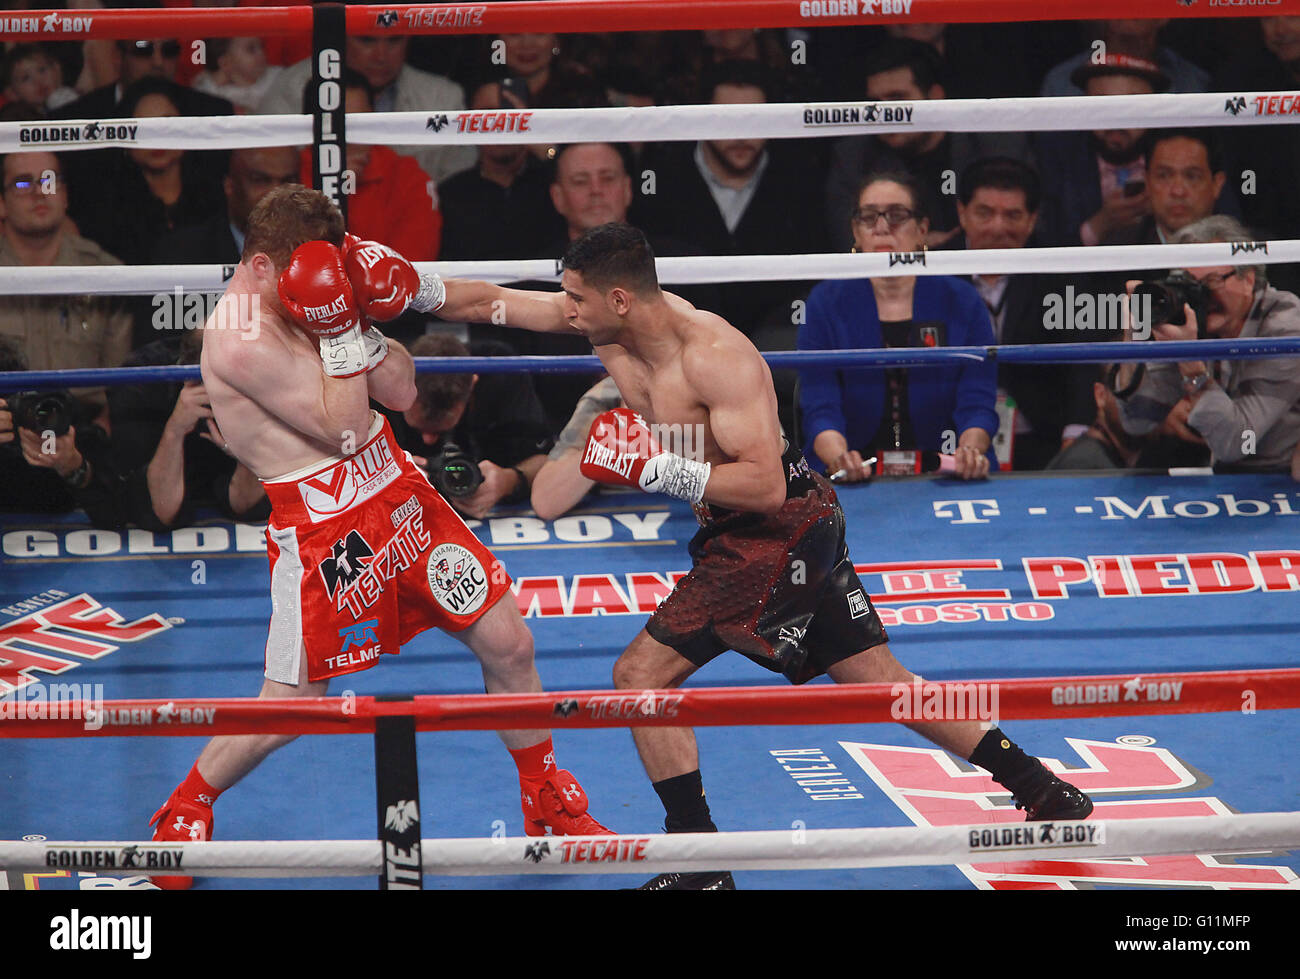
[637,871,736,890]
[1016,775,1094,821]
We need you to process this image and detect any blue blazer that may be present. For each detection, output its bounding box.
[797,275,1000,471]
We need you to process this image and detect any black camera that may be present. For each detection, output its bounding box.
[426,441,483,499]
[1,389,77,437]
[1132,271,1211,338]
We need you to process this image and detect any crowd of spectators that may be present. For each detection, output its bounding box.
[2,7,1300,527]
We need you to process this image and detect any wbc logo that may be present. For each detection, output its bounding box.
[427,543,488,616]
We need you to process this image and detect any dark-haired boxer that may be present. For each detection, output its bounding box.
[147,186,611,889]
[353,220,1094,891]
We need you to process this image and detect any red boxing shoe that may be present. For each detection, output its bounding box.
[519,769,615,836]
[147,789,213,890]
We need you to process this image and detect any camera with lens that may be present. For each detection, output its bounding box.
[1131,271,1211,338]
[425,441,483,499]
[0,389,78,446]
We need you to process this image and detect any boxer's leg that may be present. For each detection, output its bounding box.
[827,645,1092,819]
[611,628,702,783]
[195,651,330,791]
[827,643,986,756]
[453,591,548,751]
[149,650,329,889]
[455,591,613,834]
[616,629,734,890]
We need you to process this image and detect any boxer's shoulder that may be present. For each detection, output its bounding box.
[678,314,762,388]
[203,310,300,385]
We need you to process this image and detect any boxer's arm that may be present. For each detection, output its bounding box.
[365,337,417,412]
[220,334,372,450]
[686,342,786,515]
[438,280,578,334]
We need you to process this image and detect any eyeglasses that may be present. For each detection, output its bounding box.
[852,205,918,228]
[1199,270,1238,290]
[121,40,181,58]
[5,173,61,195]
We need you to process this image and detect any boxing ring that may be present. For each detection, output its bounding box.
[2,0,1300,921]
[3,472,1300,892]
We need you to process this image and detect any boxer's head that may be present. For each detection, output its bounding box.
[560,222,660,345]
[241,185,345,312]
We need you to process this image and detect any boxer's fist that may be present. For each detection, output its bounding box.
[580,407,711,504]
[342,234,445,320]
[278,240,367,377]
[278,241,361,338]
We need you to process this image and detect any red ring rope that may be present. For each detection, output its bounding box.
[0,1,1281,42]
[3,668,1296,739]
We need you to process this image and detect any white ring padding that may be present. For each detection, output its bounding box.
[352,93,1300,145]
[1,91,1294,153]
[2,240,1297,296]
[6,812,1299,878]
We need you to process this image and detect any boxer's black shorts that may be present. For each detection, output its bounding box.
[647,471,888,684]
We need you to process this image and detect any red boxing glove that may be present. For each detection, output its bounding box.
[278,240,368,377]
[580,407,711,504]
[342,234,445,322]
[278,240,359,337]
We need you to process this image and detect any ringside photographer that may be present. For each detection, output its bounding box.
[0,338,125,524]
[382,333,555,519]
[1112,215,1300,472]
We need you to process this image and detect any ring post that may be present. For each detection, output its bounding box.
[374,696,423,890]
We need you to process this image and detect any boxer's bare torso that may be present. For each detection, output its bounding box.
[591,292,780,466]
[439,275,787,513]
[200,266,372,481]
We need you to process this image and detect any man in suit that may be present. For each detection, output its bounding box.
[155,145,301,267]
[256,32,473,185]
[953,157,1095,469]
[637,59,826,340]
[132,146,299,349]
[1102,128,1234,248]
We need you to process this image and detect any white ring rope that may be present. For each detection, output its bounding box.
[2,240,1295,295]
[6,812,1299,878]
[2,90,1295,153]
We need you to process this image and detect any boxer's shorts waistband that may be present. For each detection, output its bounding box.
[262,412,408,525]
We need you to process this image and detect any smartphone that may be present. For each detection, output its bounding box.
[1123,179,1146,197]
[500,76,529,106]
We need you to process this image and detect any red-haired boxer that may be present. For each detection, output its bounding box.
[357,221,1093,890]
[147,187,610,889]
